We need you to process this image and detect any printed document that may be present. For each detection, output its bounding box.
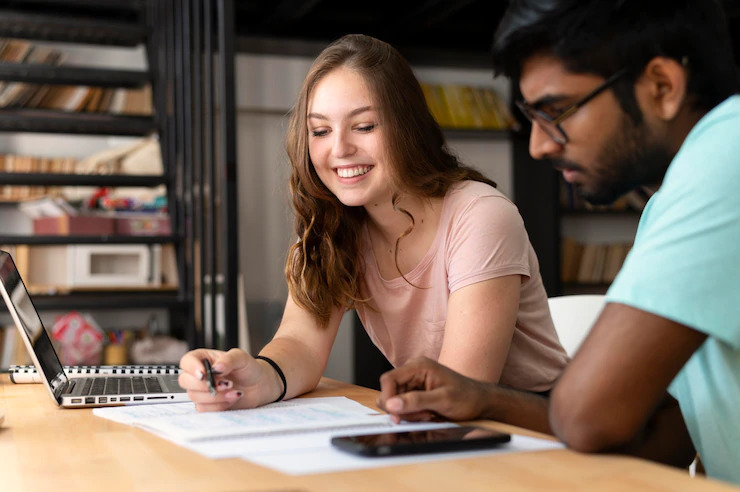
[93,396,387,442]
[94,396,564,475]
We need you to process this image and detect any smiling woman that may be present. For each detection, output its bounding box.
[177,34,567,421]
[306,68,387,209]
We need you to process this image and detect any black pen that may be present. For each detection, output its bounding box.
[203,359,217,396]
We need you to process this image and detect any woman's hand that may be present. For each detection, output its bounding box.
[178,348,279,412]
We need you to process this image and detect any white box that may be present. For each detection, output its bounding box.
[26,245,162,289]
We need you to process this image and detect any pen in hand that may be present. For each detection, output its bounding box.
[203,359,217,396]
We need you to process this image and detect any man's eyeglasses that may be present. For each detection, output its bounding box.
[516,68,628,145]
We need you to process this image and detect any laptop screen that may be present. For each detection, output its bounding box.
[0,251,67,392]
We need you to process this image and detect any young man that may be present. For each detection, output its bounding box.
[376,0,740,484]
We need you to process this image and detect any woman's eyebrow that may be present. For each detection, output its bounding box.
[307,105,374,120]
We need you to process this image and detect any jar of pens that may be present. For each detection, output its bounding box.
[103,329,131,365]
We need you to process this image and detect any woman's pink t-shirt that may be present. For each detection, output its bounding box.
[355,181,568,392]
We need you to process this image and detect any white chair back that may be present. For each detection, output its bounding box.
[547,295,607,357]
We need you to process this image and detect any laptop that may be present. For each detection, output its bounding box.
[0,250,188,408]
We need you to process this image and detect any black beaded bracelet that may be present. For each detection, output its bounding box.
[255,355,287,402]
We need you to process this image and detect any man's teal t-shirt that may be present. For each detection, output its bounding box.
[607,95,740,484]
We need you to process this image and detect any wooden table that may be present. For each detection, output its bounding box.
[0,375,735,491]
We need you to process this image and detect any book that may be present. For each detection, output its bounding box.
[96,88,115,113]
[459,86,485,128]
[561,237,584,283]
[576,243,600,284]
[122,85,153,115]
[0,39,33,62]
[84,87,105,112]
[428,85,454,127]
[420,83,444,124]
[440,84,467,128]
[472,87,499,129]
[8,364,182,383]
[0,44,64,109]
[602,243,629,283]
[589,244,608,283]
[107,88,127,114]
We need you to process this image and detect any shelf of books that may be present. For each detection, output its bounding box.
[0,36,154,137]
[420,82,520,133]
[558,179,649,294]
[560,238,632,293]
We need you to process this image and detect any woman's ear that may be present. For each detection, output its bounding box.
[636,57,688,121]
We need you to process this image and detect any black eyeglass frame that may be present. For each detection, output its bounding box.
[516,68,628,144]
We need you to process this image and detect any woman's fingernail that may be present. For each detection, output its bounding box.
[212,364,226,373]
[217,380,232,389]
[195,370,204,381]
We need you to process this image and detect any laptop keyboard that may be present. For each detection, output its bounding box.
[81,376,163,395]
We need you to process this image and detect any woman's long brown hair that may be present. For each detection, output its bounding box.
[285,34,497,327]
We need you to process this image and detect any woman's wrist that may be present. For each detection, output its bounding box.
[255,355,287,403]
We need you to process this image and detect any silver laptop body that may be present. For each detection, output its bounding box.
[0,250,188,408]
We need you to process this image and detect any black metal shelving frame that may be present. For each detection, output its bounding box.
[31,291,184,311]
[0,62,149,88]
[0,109,155,135]
[0,173,167,187]
[0,6,146,46]
[0,235,179,245]
[149,0,239,349]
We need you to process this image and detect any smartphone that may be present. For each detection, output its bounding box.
[331,426,511,457]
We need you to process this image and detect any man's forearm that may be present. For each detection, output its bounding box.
[611,396,695,468]
[478,383,552,435]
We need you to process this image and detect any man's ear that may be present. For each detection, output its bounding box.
[636,57,688,121]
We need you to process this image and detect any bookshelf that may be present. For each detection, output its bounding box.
[0,1,193,368]
[557,179,643,294]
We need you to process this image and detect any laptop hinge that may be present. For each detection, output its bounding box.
[55,379,72,402]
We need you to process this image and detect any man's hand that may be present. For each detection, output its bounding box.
[376,356,490,424]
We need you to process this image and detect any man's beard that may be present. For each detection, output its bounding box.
[560,114,673,206]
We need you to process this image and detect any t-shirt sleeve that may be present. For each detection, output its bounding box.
[607,125,740,349]
[446,195,531,293]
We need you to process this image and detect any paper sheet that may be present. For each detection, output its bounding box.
[243,433,565,475]
[93,396,564,475]
[93,397,383,440]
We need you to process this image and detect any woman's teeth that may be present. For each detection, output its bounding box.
[337,166,370,178]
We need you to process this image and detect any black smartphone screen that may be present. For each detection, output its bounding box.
[331,426,511,457]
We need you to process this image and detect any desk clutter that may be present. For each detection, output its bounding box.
[0,310,187,370]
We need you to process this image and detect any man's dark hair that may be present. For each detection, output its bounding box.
[492,0,740,119]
